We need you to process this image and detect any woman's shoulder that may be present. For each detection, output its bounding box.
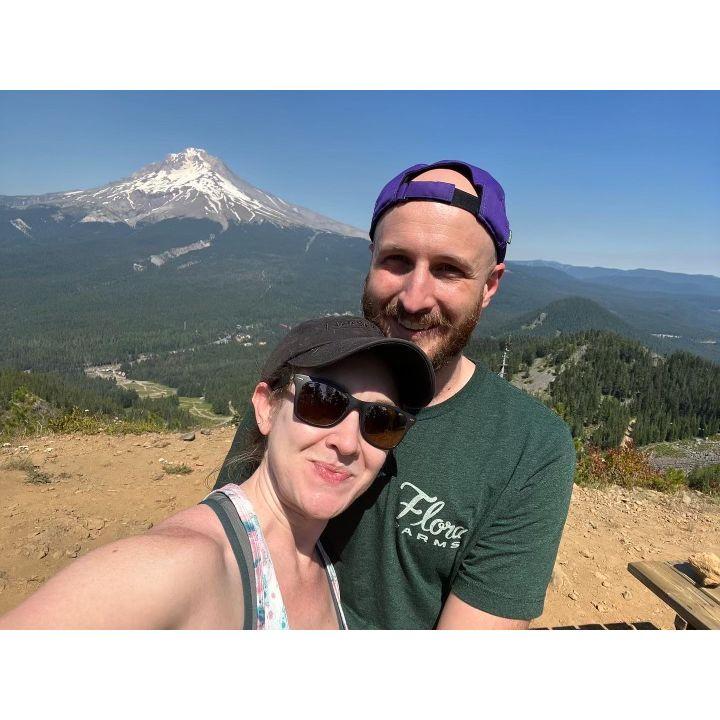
[150,501,231,551]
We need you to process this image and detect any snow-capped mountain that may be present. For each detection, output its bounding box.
[1,148,367,238]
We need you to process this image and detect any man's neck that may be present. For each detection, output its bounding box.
[428,353,476,407]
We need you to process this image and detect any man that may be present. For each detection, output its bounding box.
[215,160,575,629]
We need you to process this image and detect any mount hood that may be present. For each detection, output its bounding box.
[2,147,367,238]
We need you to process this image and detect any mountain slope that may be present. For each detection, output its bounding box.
[493,296,636,338]
[515,260,720,297]
[0,147,367,238]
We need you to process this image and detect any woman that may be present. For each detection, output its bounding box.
[0,316,434,629]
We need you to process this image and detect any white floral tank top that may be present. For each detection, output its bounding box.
[216,484,347,630]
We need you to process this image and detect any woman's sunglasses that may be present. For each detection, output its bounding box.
[290,373,416,450]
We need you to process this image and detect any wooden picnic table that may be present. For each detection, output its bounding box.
[627,560,720,629]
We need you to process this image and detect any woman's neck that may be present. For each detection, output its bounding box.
[242,462,326,564]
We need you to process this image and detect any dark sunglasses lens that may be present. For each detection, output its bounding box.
[362,404,410,450]
[295,380,349,426]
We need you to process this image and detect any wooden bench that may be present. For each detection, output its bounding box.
[534,621,658,630]
[627,560,720,630]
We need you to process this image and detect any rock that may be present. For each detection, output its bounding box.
[601,581,611,588]
[568,591,579,601]
[51,551,62,560]
[579,549,594,559]
[682,493,692,506]
[180,432,196,442]
[200,428,212,436]
[593,602,607,612]
[550,565,568,591]
[2,442,11,448]
[153,441,170,449]
[85,517,105,531]
[36,544,49,560]
[622,590,632,600]
[688,552,720,587]
[140,521,153,531]
[194,461,204,467]
[65,543,81,558]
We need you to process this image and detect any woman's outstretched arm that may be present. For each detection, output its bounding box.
[0,506,241,629]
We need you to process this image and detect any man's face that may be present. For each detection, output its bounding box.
[362,199,503,371]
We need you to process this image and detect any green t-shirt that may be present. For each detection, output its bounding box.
[214,361,575,629]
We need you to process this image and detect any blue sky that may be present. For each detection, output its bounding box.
[1,91,718,275]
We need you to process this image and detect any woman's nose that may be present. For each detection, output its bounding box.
[325,410,361,458]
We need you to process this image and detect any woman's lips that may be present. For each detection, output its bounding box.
[312,461,351,484]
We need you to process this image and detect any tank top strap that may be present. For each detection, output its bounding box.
[317,540,348,630]
[214,485,290,630]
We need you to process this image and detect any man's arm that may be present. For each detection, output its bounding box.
[440,423,576,628]
[436,592,529,629]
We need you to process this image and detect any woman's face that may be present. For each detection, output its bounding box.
[255,353,399,522]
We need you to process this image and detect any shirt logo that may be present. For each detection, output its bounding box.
[396,481,469,549]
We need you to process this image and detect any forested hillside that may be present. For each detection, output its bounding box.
[0,368,194,438]
[466,332,720,449]
[3,209,720,373]
[549,334,720,447]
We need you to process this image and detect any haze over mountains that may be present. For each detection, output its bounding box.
[1,147,718,371]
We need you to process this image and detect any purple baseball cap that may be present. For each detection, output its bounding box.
[369,160,511,263]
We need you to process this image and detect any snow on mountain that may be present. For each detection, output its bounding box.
[10,218,33,237]
[1,148,367,238]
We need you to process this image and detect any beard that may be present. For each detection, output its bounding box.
[362,278,483,372]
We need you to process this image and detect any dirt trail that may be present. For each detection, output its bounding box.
[1,431,719,628]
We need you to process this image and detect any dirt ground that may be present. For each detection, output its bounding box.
[2,429,719,629]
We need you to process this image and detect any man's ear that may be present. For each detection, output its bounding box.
[481,262,505,310]
[369,241,375,257]
[251,382,274,437]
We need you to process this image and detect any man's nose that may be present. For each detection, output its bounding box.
[399,266,435,315]
[325,410,362,458]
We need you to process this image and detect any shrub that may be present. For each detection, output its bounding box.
[575,445,674,491]
[687,464,720,496]
[25,468,53,484]
[651,467,687,493]
[2,457,35,473]
[0,387,56,438]
[163,463,192,475]
[48,408,167,435]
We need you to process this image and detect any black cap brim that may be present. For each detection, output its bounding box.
[289,337,434,410]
